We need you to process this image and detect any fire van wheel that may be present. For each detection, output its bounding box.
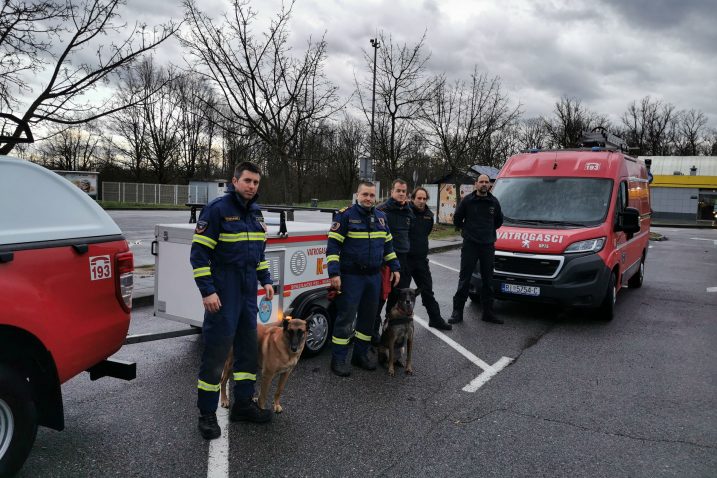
[596,272,617,322]
[302,307,331,357]
[627,254,645,289]
[0,366,38,477]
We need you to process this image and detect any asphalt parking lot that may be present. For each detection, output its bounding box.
[18,225,717,477]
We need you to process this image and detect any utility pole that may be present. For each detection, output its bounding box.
[369,37,380,182]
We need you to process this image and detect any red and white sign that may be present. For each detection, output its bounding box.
[89,255,112,281]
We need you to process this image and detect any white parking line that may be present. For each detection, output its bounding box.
[207,405,230,478]
[414,314,513,392]
[690,237,717,246]
[429,259,460,273]
[707,287,717,293]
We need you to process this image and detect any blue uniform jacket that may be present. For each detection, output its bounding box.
[190,192,272,297]
[326,203,400,277]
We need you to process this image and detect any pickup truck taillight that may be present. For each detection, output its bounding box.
[116,251,134,312]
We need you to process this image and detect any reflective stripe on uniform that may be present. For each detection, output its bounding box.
[332,336,351,345]
[326,254,340,263]
[384,252,397,261]
[328,231,345,243]
[256,261,269,271]
[193,266,211,278]
[219,232,266,242]
[347,231,387,239]
[354,330,372,342]
[193,234,217,249]
[385,233,393,242]
[197,379,220,392]
[233,372,257,381]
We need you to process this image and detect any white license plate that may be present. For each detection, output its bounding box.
[501,283,540,296]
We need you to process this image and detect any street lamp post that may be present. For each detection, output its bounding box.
[369,37,380,182]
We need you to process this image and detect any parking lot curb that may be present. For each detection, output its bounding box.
[428,243,463,254]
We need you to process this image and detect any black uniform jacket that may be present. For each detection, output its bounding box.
[453,191,504,244]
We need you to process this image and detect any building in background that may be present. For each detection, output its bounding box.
[430,165,501,224]
[640,156,717,223]
[187,178,228,205]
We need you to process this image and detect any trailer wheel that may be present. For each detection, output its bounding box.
[596,271,617,321]
[627,254,645,289]
[302,306,331,357]
[0,365,38,477]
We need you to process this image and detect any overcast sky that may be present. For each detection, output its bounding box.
[52,0,717,130]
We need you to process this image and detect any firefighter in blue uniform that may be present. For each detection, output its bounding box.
[326,181,401,376]
[190,161,274,440]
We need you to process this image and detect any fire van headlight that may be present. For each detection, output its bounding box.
[564,237,606,254]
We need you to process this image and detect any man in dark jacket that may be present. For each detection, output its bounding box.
[374,179,414,342]
[449,174,504,325]
[407,187,452,330]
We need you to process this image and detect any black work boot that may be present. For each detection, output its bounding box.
[331,356,352,377]
[482,312,503,324]
[448,308,463,324]
[230,398,271,423]
[198,412,221,440]
[351,346,377,371]
[429,317,453,330]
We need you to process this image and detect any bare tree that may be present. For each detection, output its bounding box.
[140,58,182,183]
[356,31,434,181]
[517,117,550,150]
[620,96,676,155]
[0,0,177,154]
[176,72,216,181]
[38,123,103,170]
[111,63,149,181]
[675,109,708,156]
[420,68,520,174]
[181,0,340,202]
[543,96,609,148]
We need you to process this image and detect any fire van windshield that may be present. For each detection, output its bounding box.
[492,177,613,227]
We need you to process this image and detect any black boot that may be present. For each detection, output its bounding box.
[198,412,221,439]
[351,345,377,371]
[331,356,352,377]
[448,308,463,324]
[482,312,503,324]
[230,398,271,423]
[429,317,452,330]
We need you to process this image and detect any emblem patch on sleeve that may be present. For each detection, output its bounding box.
[330,221,341,231]
[195,220,208,234]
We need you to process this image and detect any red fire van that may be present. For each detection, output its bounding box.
[470,129,650,320]
[0,156,135,475]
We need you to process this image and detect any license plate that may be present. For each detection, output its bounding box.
[501,283,540,296]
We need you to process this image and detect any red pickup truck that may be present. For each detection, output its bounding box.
[0,156,135,475]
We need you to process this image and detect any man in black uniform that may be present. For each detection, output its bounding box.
[407,187,452,330]
[449,174,504,325]
[374,179,414,342]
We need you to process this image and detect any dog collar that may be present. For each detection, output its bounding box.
[387,316,413,326]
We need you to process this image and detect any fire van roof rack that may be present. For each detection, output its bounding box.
[579,127,628,152]
[0,113,34,144]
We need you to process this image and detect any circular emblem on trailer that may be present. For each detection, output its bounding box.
[258,297,272,323]
[290,250,307,276]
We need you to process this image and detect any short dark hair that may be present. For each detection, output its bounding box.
[234,161,261,178]
[357,180,375,191]
[391,178,408,190]
[411,186,429,200]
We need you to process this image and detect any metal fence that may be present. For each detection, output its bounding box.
[102,182,208,205]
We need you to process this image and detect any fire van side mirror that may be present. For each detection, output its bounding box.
[616,207,640,234]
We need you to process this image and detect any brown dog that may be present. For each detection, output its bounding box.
[378,288,418,376]
[220,318,307,413]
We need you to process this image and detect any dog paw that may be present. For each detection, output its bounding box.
[388,367,395,377]
[220,399,230,408]
[273,403,283,414]
[405,367,414,376]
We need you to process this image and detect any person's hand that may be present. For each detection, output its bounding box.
[330,276,341,291]
[264,284,274,301]
[391,271,401,287]
[202,293,221,313]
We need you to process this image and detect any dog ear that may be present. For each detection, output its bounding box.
[414,287,421,297]
[282,318,289,330]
